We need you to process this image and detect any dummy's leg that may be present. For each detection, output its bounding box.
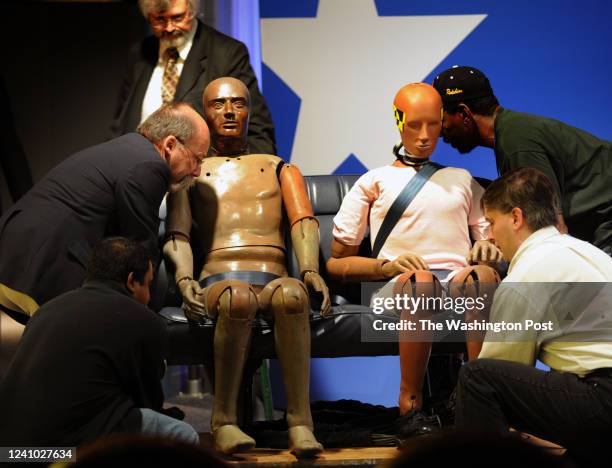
[259,278,323,458]
[205,280,258,454]
[393,271,443,416]
[450,266,500,360]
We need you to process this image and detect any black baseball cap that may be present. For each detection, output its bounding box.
[433,66,494,105]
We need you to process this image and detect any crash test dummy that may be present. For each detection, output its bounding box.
[326,83,502,419]
[163,77,330,457]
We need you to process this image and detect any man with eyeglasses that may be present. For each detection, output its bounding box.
[0,103,210,323]
[111,0,276,156]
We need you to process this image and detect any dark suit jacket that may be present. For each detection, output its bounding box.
[111,20,276,155]
[0,280,167,446]
[0,133,169,307]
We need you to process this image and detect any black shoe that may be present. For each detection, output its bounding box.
[395,410,441,439]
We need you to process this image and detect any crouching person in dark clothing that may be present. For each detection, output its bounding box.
[0,237,199,447]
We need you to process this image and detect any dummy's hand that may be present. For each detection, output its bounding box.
[178,278,206,319]
[303,271,332,317]
[467,240,503,264]
[381,253,429,278]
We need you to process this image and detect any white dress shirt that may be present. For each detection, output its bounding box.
[140,25,197,125]
[480,226,612,375]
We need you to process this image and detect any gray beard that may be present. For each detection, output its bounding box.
[161,31,187,49]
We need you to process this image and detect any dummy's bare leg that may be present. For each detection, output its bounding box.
[399,339,431,414]
[450,266,500,360]
[260,278,323,458]
[394,271,442,415]
[207,280,258,454]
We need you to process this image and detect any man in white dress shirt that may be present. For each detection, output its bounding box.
[455,166,612,466]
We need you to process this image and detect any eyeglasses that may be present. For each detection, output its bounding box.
[149,10,193,28]
[178,140,205,166]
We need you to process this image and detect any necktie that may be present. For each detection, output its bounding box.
[161,48,179,104]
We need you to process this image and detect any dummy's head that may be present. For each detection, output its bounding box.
[432,66,499,154]
[203,77,250,152]
[138,102,210,192]
[393,83,442,159]
[86,237,154,305]
[139,0,198,49]
[482,167,559,261]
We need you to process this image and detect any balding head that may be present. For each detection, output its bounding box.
[138,102,200,144]
[392,83,442,159]
[138,102,210,191]
[202,77,250,154]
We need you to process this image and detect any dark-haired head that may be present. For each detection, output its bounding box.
[86,237,154,305]
[482,168,560,261]
[483,167,559,231]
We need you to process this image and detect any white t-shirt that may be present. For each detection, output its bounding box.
[332,164,489,271]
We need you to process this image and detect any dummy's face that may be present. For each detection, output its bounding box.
[396,100,442,158]
[130,262,154,305]
[441,110,480,154]
[204,82,249,141]
[148,0,194,49]
[166,120,209,192]
[484,207,519,262]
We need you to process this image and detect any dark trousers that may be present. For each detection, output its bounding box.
[455,358,612,465]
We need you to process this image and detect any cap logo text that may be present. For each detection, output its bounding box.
[446,88,463,95]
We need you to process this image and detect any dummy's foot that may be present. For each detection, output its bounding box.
[288,425,323,458]
[398,389,422,416]
[213,425,256,454]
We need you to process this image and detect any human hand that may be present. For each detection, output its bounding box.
[303,271,331,317]
[381,253,429,278]
[467,240,503,264]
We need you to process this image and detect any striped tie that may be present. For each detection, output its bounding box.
[161,48,179,104]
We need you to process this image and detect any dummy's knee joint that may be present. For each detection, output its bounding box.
[261,278,309,316]
[205,280,257,320]
[450,265,500,298]
[392,270,443,299]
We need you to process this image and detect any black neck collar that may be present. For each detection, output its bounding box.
[392,142,430,167]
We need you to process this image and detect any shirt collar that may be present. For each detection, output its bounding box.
[508,225,560,273]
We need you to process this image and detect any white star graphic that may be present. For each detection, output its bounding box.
[261,0,486,174]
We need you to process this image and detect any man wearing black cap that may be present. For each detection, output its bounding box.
[432,66,612,254]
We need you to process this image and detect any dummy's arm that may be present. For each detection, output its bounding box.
[162,189,205,317]
[279,164,331,315]
[326,239,389,282]
[327,240,430,281]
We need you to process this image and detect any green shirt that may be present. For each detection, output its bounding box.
[494,108,612,252]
